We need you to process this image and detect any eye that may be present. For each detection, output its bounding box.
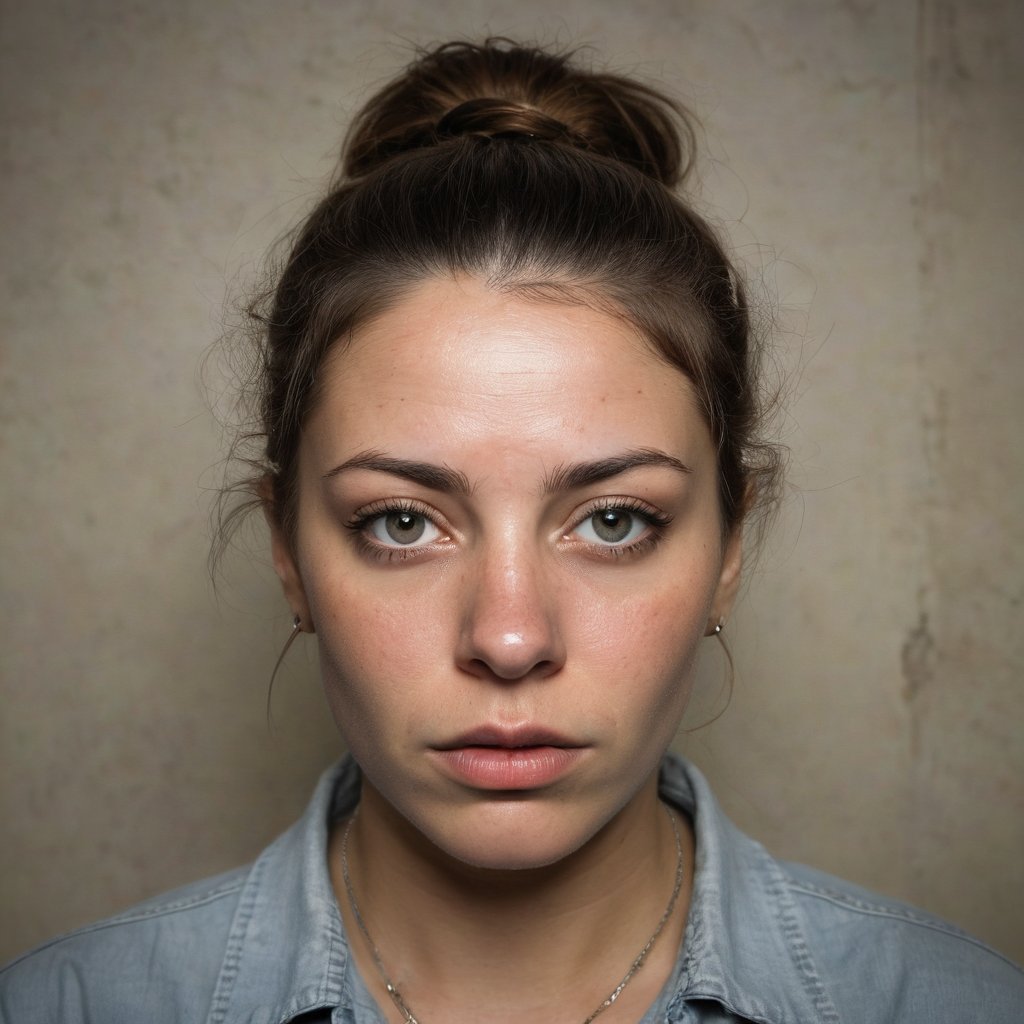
[366,509,442,548]
[572,507,651,547]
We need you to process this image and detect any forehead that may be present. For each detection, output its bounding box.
[307,276,709,463]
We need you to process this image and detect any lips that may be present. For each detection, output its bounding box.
[431,725,587,789]
[435,724,581,751]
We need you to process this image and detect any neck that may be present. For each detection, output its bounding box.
[329,773,693,1024]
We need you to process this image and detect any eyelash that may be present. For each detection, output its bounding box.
[567,497,673,560]
[344,497,673,563]
[344,498,446,563]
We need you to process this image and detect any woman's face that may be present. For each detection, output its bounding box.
[271,276,741,869]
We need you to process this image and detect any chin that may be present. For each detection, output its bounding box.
[439,830,590,872]
[417,798,615,873]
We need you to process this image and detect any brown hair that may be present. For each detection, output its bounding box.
[216,38,782,555]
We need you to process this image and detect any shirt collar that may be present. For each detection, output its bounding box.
[207,756,832,1024]
[659,756,836,1023]
[206,759,360,1024]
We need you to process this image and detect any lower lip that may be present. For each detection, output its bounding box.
[433,746,583,789]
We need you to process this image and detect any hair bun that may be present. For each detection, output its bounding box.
[342,38,695,187]
[436,97,578,144]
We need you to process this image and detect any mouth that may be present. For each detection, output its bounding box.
[435,724,583,751]
[431,725,587,790]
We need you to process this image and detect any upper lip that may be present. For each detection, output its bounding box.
[435,725,583,750]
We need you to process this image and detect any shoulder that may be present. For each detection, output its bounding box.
[659,755,1023,1023]
[0,868,246,1024]
[778,859,1024,1022]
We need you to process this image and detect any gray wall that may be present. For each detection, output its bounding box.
[2,0,1021,964]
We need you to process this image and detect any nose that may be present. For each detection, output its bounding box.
[455,543,566,683]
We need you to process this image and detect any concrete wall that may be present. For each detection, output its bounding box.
[2,0,1021,964]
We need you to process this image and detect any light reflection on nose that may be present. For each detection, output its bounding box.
[455,546,566,683]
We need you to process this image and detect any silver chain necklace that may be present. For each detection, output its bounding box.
[340,804,684,1024]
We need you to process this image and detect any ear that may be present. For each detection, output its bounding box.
[707,524,743,634]
[260,478,313,633]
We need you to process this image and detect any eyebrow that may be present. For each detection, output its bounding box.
[323,447,690,495]
[542,448,692,494]
[323,451,473,494]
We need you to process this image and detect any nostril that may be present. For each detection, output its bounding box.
[466,656,561,683]
[456,565,567,681]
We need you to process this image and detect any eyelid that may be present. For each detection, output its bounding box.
[345,496,442,527]
[562,496,673,557]
[565,495,673,531]
[343,495,671,563]
[345,498,454,557]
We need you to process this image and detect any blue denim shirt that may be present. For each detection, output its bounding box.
[2,755,1021,1022]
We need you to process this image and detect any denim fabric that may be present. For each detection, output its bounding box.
[2,756,1021,1023]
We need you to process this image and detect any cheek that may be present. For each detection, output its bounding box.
[304,572,447,743]
[573,579,710,714]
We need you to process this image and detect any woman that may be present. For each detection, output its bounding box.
[1,38,1020,1024]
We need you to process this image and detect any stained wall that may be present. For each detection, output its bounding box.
[1,0,1021,964]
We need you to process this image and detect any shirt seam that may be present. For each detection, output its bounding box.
[315,878,347,1014]
[758,847,842,1024]
[0,878,244,974]
[788,879,1024,974]
[206,856,266,1024]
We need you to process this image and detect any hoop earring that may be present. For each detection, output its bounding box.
[684,619,734,733]
[267,615,304,724]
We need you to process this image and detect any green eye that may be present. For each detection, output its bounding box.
[368,511,440,547]
[574,508,648,546]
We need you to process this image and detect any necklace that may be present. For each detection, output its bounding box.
[340,803,684,1024]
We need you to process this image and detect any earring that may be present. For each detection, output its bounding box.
[279,614,303,655]
[707,618,724,637]
[267,614,305,721]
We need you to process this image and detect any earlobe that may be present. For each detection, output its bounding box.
[261,482,314,633]
[708,526,743,634]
